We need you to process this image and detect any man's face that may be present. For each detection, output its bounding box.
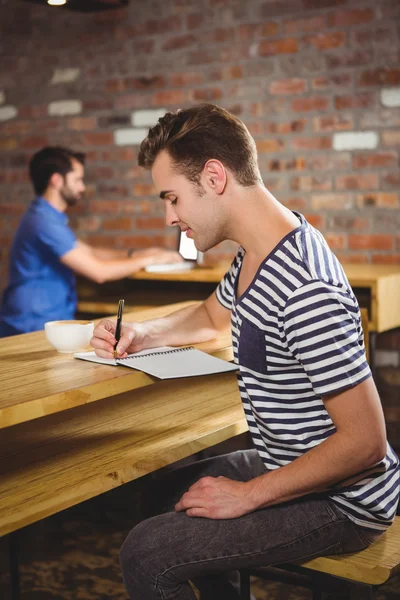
[61,159,86,207]
[152,150,225,253]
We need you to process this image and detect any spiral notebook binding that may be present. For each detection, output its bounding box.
[118,346,194,361]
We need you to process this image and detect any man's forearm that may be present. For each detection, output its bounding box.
[131,302,221,348]
[246,430,384,511]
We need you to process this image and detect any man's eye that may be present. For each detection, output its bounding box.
[170,197,177,205]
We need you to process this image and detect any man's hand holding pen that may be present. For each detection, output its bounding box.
[90,314,150,359]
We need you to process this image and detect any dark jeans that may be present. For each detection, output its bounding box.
[120,449,381,600]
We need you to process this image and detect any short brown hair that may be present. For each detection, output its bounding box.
[138,104,261,187]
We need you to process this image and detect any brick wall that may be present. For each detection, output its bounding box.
[0,0,399,444]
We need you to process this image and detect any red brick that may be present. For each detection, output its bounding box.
[119,235,166,249]
[349,235,393,251]
[335,253,369,264]
[98,184,129,197]
[83,132,114,146]
[327,8,374,28]
[326,50,373,70]
[356,193,399,209]
[269,78,306,95]
[291,97,330,112]
[383,172,400,188]
[311,193,352,210]
[114,94,149,110]
[336,174,378,191]
[132,183,156,197]
[352,152,398,169]
[75,216,101,233]
[304,214,325,229]
[239,22,279,41]
[190,88,223,102]
[292,136,332,150]
[359,69,400,87]
[372,254,400,265]
[162,34,196,51]
[311,74,352,90]
[2,121,32,136]
[302,0,347,9]
[352,26,395,47]
[266,120,307,134]
[85,235,115,248]
[68,117,97,131]
[281,197,308,210]
[382,131,400,147]
[313,115,353,132]
[18,105,48,119]
[334,93,375,110]
[328,216,370,231]
[325,233,346,250]
[304,32,346,51]
[0,203,26,216]
[291,175,331,192]
[88,200,132,214]
[256,139,285,153]
[258,38,298,56]
[170,72,204,87]
[187,13,205,30]
[152,90,186,106]
[136,217,166,230]
[284,15,325,34]
[268,157,306,172]
[83,98,114,111]
[87,166,115,180]
[210,66,243,81]
[102,217,133,231]
[21,136,48,149]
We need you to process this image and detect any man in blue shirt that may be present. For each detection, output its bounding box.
[0,146,182,336]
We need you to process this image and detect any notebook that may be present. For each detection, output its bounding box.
[144,230,202,273]
[74,346,238,380]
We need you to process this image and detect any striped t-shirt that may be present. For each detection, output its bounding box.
[216,212,400,531]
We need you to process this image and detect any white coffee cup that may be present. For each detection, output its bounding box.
[44,320,94,353]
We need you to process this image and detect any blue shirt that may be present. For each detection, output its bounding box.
[0,196,77,335]
[217,212,399,532]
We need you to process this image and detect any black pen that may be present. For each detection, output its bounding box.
[113,299,125,359]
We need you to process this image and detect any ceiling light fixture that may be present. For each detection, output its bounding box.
[47,0,67,5]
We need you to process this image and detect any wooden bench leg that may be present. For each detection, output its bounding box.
[239,570,251,600]
[9,532,21,600]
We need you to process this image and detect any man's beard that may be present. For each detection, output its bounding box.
[60,186,79,207]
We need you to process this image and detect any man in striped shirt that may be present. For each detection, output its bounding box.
[92,104,399,600]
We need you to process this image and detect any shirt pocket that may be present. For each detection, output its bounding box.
[238,318,268,374]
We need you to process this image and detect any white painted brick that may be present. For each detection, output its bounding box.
[114,128,148,146]
[381,87,400,108]
[0,105,18,121]
[48,99,82,116]
[333,131,378,151]
[132,109,167,127]
[0,91,5,105]
[375,350,400,368]
[51,68,81,84]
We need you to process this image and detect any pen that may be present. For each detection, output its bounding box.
[113,298,125,359]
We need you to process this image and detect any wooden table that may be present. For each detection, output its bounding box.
[0,302,247,538]
[77,263,400,334]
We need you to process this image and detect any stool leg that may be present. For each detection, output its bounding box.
[239,570,251,600]
[9,532,20,600]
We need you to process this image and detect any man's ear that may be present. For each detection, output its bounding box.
[202,160,227,195]
[49,172,64,190]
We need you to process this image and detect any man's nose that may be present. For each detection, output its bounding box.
[165,204,179,227]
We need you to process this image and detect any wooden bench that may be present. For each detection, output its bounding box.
[239,515,400,599]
